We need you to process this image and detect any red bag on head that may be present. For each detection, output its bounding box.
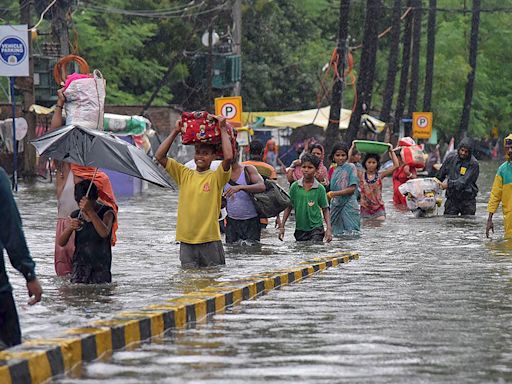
[401,145,425,169]
[398,137,416,147]
[179,111,221,145]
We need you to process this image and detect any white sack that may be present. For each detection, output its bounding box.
[64,70,106,130]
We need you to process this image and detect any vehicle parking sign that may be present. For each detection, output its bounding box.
[412,112,433,139]
[0,25,29,77]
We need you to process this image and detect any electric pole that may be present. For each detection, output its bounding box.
[232,0,242,96]
[18,0,36,177]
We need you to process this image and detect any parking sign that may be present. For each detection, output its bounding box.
[412,112,433,139]
[215,96,242,127]
[0,25,29,77]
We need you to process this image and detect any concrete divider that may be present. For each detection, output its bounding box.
[0,252,358,384]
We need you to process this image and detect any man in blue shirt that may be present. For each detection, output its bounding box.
[0,167,43,350]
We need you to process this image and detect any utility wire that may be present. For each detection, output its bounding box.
[0,0,58,31]
[81,0,205,16]
[79,0,231,19]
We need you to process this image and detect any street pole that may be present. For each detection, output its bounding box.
[207,25,214,111]
[10,77,17,191]
[232,0,242,96]
[19,0,36,177]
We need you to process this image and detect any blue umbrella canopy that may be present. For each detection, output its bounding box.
[31,125,174,189]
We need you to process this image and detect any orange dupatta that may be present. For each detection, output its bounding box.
[262,139,278,163]
[70,164,119,246]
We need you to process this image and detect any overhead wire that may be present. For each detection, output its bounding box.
[32,0,58,31]
[81,0,204,17]
[0,0,58,31]
[79,0,231,19]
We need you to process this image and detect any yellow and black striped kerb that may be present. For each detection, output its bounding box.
[0,252,358,384]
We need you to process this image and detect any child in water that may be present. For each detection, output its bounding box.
[357,144,399,220]
[327,143,360,236]
[58,180,115,284]
[279,153,332,242]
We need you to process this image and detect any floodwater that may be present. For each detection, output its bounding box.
[7,161,512,383]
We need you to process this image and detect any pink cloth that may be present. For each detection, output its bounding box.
[62,73,92,91]
[55,218,75,276]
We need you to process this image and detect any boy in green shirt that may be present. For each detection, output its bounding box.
[279,153,332,242]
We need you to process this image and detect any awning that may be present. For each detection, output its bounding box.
[262,106,385,131]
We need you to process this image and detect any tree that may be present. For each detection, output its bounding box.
[241,0,327,111]
[325,0,350,157]
[423,0,437,112]
[345,0,381,144]
[379,0,402,124]
[393,0,413,134]
[458,0,481,141]
[406,0,422,136]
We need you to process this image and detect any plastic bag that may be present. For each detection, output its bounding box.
[64,69,106,130]
[401,145,425,168]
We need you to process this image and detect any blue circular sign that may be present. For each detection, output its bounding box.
[0,36,27,66]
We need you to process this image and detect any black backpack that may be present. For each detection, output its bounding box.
[228,167,291,218]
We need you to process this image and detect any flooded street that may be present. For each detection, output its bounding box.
[7,161,512,383]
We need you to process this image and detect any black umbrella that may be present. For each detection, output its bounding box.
[31,125,174,189]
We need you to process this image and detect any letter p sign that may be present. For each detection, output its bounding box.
[221,103,237,119]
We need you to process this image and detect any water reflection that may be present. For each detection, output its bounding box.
[57,282,117,309]
[485,238,512,256]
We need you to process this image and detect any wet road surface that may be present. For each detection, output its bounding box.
[6,161,512,383]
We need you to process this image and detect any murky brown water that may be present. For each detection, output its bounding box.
[7,161,512,383]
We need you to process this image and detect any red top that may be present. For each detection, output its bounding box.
[392,164,417,206]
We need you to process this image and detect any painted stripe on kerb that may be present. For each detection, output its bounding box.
[0,252,358,383]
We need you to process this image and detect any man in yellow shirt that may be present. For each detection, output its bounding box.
[486,134,512,239]
[156,118,233,267]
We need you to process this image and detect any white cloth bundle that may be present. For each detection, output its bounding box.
[64,70,106,130]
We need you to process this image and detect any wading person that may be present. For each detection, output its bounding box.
[224,144,266,245]
[263,139,286,174]
[358,146,399,221]
[279,153,332,242]
[392,150,417,206]
[328,143,360,236]
[486,134,512,238]
[243,139,277,180]
[51,89,118,276]
[156,119,233,267]
[287,143,329,187]
[0,167,43,350]
[242,139,279,229]
[437,138,480,216]
[59,180,115,284]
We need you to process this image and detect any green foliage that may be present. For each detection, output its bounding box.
[241,0,331,111]
[73,0,188,105]
[2,0,512,140]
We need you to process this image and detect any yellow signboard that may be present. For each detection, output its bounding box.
[215,96,243,127]
[412,112,433,139]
